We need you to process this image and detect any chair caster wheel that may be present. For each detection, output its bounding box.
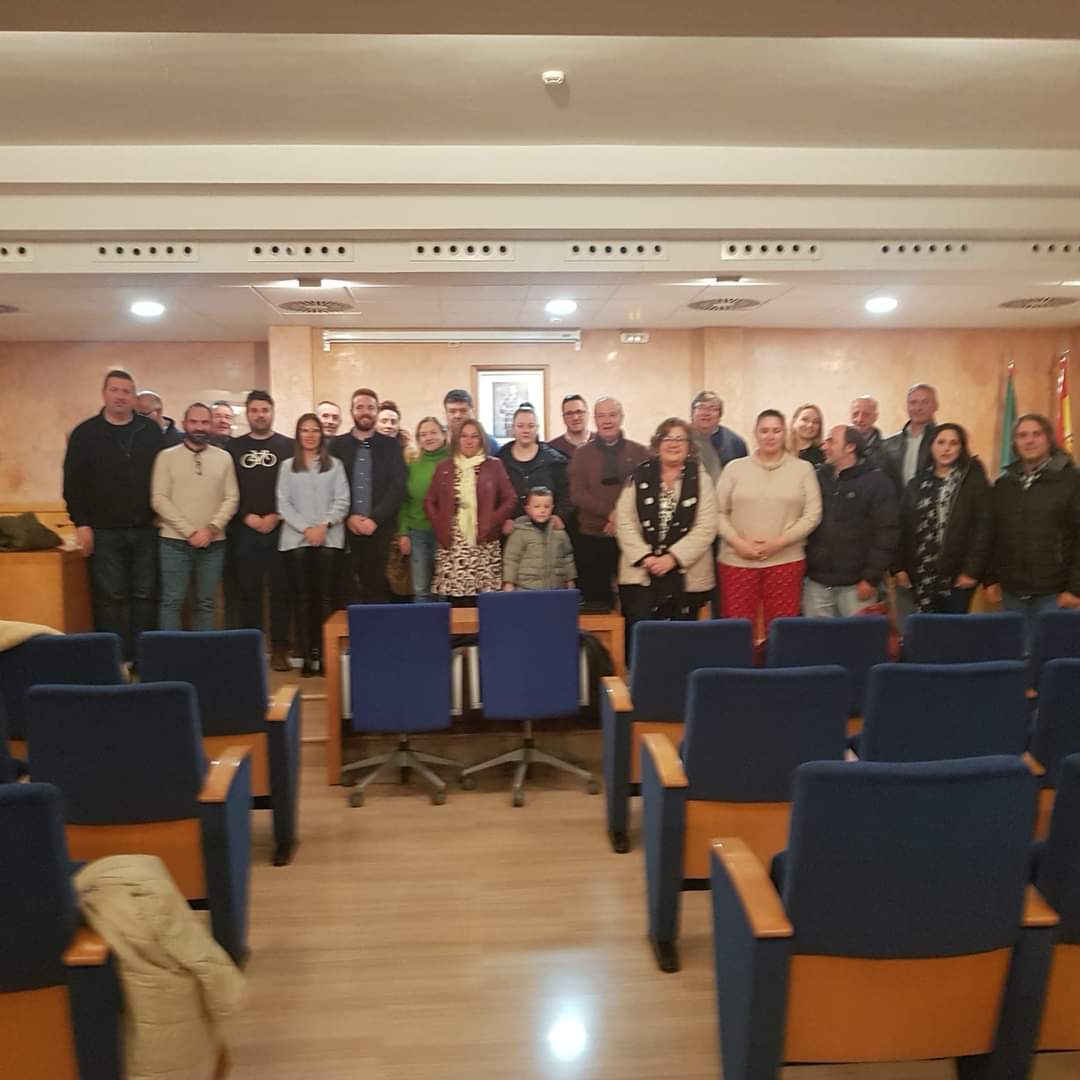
[460,775,477,791]
[586,778,600,795]
[431,789,447,806]
[348,789,365,808]
[512,790,525,808]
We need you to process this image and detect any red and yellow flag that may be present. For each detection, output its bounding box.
[1056,352,1073,456]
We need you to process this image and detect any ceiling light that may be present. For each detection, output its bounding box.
[1060,280,1080,287]
[545,299,577,316]
[620,332,649,344]
[864,296,899,315]
[130,300,165,318]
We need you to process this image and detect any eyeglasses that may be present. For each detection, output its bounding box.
[660,436,689,446]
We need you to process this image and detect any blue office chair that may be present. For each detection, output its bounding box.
[601,618,753,852]
[710,757,1057,1079]
[641,666,848,972]
[1034,752,1080,1055]
[342,603,462,806]
[1029,658,1080,837]
[1031,609,1080,686]
[766,615,888,717]
[462,590,597,806]
[27,682,253,963]
[901,612,1024,664]
[0,783,123,1080]
[859,661,1029,763]
[0,695,15,783]
[139,629,302,865]
[0,632,123,766]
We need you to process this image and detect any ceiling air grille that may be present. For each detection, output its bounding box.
[999,297,1077,310]
[278,299,355,314]
[688,297,763,312]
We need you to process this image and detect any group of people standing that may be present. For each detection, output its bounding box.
[62,369,1080,676]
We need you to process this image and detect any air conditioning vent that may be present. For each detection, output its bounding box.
[0,244,32,262]
[999,297,1078,310]
[278,299,355,314]
[720,241,821,261]
[249,242,353,262]
[688,297,763,312]
[877,241,970,256]
[93,243,198,262]
[1028,242,1080,256]
[565,241,667,261]
[410,241,514,261]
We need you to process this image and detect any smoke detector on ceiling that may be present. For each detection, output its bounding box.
[999,296,1077,310]
[277,299,355,314]
[688,297,764,312]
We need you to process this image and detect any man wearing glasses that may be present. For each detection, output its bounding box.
[690,390,748,470]
[549,394,593,462]
[151,401,239,630]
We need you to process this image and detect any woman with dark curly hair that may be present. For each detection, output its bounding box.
[615,417,718,657]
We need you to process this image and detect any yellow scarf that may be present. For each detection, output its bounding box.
[454,451,486,545]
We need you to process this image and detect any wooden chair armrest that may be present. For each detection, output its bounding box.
[601,675,632,712]
[1024,885,1060,928]
[267,685,300,722]
[1023,752,1047,777]
[200,746,252,803]
[63,927,109,967]
[641,732,687,787]
[711,838,793,939]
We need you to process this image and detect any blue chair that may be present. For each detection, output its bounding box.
[766,615,888,718]
[1034,753,1080,1054]
[901,612,1024,664]
[601,618,753,852]
[27,683,253,963]
[1032,609,1080,686]
[0,632,123,766]
[710,757,1057,1079]
[0,783,123,1080]
[859,661,1029,763]
[342,603,462,806]
[462,590,597,806]
[641,666,848,972]
[139,630,302,865]
[1029,658,1080,837]
[0,694,15,783]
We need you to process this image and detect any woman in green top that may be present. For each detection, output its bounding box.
[398,416,449,601]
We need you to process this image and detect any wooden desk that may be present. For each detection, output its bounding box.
[322,607,625,785]
[0,547,92,631]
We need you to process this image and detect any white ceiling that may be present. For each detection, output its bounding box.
[0,271,1077,340]
[2,34,1080,148]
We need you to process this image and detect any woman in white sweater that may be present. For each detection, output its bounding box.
[715,409,822,632]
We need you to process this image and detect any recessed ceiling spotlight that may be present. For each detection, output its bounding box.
[1061,280,1080,287]
[865,296,899,315]
[545,299,577,316]
[130,300,165,318]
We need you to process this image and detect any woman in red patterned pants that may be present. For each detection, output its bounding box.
[715,409,822,633]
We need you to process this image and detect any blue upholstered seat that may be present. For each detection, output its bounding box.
[0,783,123,1080]
[1035,753,1080,1052]
[859,661,1029,762]
[139,629,302,865]
[342,603,462,805]
[766,615,888,716]
[901,612,1024,664]
[710,756,1057,1078]
[1031,609,1080,686]
[26,683,253,962]
[641,665,848,972]
[601,618,753,852]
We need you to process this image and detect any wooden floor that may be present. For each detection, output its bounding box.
[227,682,1080,1080]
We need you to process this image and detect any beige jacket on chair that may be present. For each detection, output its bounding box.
[75,855,246,1080]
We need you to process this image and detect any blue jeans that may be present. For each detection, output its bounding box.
[159,538,226,630]
[408,529,437,602]
[802,579,862,618]
[87,526,158,660]
[1001,591,1060,656]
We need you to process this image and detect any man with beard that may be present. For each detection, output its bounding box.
[151,402,238,630]
[331,387,407,603]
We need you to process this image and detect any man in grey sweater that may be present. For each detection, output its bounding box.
[151,402,239,630]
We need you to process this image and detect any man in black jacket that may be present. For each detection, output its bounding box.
[804,425,899,617]
[331,387,407,603]
[882,383,939,493]
[63,368,165,660]
[985,413,1080,650]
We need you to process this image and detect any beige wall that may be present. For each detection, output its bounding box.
[0,341,265,503]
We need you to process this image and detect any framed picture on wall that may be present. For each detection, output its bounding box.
[472,366,549,442]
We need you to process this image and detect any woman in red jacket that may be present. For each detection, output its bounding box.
[424,418,518,604]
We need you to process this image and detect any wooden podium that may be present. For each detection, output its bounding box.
[0,547,93,632]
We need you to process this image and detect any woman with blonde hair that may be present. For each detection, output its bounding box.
[398,415,450,602]
[788,403,825,467]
